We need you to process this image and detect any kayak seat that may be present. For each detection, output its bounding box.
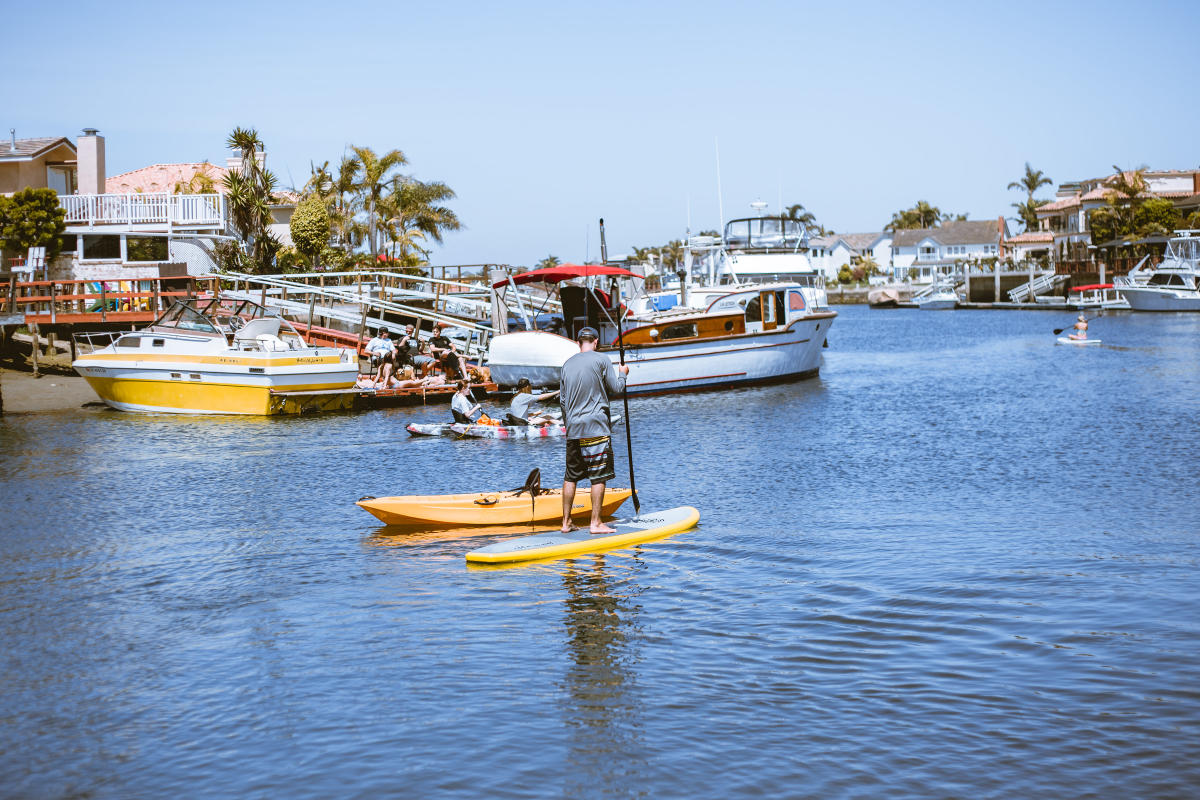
[510,468,544,497]
[504,413,527,427]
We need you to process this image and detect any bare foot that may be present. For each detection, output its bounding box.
[589,523,616,534]
[560,522,580,533]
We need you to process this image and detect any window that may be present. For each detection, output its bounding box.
[82,235,121,260]
[127,237,168,262]
[788,290,806,311]
[744,296,762,323]
[115,336,140,348]
[660,323,697,340]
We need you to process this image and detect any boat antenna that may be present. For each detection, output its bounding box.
[600,217,639,517]
[715,137,725,233]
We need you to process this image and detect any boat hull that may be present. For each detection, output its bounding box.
[73,359,357,415]
[358,487,633,526]
[1119,287,1200,311]
[487,316,832,395]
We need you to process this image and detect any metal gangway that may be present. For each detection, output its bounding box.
[215,269,505,359]
[1007,271,1067,302]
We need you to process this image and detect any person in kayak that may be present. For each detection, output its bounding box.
[559,326,628,534]
[1069,313,1089,340]
[451,380,483,423]
[507,377,560,426]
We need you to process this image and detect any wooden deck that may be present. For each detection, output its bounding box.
[268,382,497,415]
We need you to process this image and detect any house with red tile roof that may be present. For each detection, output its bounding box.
[1034,169,1200,271]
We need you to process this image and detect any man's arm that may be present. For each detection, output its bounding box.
[603,359,627,395]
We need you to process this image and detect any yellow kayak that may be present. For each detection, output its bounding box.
[357,487,633,527]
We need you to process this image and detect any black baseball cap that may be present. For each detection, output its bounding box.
[577,326,599,341]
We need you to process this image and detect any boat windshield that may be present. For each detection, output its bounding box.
[151,301,221,334]
[724,217,807,250]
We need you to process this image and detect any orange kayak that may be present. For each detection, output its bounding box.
[357,487,633,527]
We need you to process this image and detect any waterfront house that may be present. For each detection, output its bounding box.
[807,232,891,280]
[0,132,78,196]
[1035,169,1200,273]
[890,219,1008,282]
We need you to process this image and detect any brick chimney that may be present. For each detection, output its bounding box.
[77,128,106,195]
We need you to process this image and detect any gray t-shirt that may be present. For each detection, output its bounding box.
[509,392,538,421]
[560,350,625,439]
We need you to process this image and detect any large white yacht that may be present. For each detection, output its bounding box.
[1116,230,1200,311]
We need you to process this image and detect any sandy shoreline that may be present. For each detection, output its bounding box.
[0,366,102,414]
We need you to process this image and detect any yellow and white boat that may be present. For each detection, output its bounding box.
[72,298,357,415]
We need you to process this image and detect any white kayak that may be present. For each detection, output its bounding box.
[408,414,620,439]
[1056,337,1101,346]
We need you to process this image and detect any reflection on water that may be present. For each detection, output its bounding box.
[2,307,1200,797]
[558,555,648,797]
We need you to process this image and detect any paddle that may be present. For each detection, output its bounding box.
[600,218,640,517]
[1054,316,1097,335]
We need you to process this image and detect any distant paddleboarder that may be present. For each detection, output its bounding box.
[559,326,628,534]
[1070,313,1089,340]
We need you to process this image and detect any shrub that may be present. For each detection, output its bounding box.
[0,188,67,259]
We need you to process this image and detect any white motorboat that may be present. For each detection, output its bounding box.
[1115,230,1200,311]
[485,264,834,395]
[913,282,959,309]
[72,297,357,414]
[1069,283,1129,310]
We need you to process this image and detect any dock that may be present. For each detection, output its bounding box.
[268,382,498,415]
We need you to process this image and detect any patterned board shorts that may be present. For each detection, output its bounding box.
[564,435,615,485]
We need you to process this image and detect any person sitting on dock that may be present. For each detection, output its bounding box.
[507,377,560,426]
[430,323,468,380]
[365,327,397,384]
[1069,313,1089,340]
[397,323,436,377]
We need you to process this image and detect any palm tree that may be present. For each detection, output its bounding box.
[378,177,461,264]
[1007,162,1053,198]
[783,203,817,227]
[1007,163,1053,232]
[222,127,277,271]
[536,255,561,270]
[331,155,362,251]
[886,200,943,231]
[351,146,408,257]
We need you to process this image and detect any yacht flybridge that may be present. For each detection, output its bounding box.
[72,297,357,414]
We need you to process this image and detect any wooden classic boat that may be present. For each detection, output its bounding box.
[72,298,357,414]
[485,264,835,395]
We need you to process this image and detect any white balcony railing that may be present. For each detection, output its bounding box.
[59,193,226,228]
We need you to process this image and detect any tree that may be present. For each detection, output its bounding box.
[784,203,817,227]
[223,127,279,272]
[0,188,67,259]
[351,145,408,257]
[1007,163,1052,233]
[535,255,561,270]
[290,195,331,269]
[378,177,461,264]
[1132,197,1181,238]
[886,200,943,231]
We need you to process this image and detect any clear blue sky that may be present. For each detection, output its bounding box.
[5,0,1198,265]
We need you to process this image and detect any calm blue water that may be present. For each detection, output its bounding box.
[2,306,1199,799]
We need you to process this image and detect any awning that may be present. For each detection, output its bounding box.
[493,264,639,289]
[1071,284,1114,292]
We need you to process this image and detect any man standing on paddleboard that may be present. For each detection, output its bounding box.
[559,326,628,534]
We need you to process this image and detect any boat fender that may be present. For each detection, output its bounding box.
[474,494,499,506]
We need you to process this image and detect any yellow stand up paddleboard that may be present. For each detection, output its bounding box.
[465,506,700,564]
